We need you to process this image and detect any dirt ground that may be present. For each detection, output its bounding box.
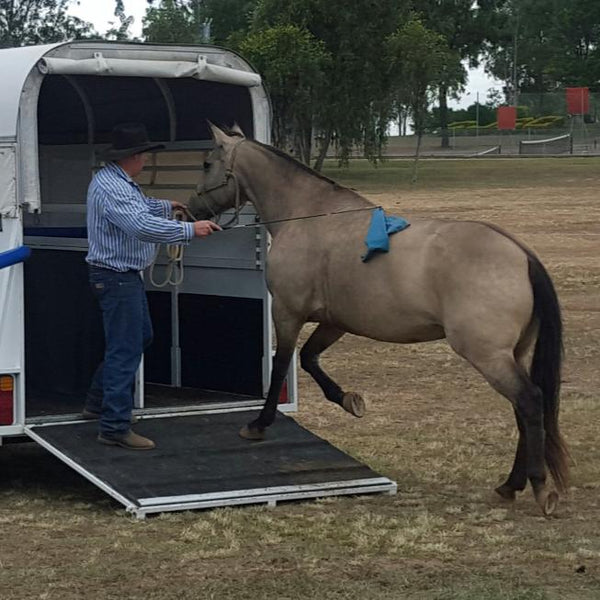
[0,158,599,599]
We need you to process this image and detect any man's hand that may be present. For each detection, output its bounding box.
[170,201,187,211]
[193,220,222,237]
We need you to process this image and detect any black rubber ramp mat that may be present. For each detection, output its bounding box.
[29,411,394,511]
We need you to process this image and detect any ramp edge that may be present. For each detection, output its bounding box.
[24,425,138,512]
[131,480,398,519]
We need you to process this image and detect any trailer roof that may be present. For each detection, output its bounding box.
[0,41,263,140]
[0,42,63,139]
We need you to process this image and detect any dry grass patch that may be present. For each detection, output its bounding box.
[1,158,599,599]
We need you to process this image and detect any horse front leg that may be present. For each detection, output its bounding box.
[239,310,302,441]
[299,324,365,417]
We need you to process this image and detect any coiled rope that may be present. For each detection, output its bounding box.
[149,207,194,288]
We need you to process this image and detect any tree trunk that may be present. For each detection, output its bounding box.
[313,127,333,172]
[298,123,312,165]
[411,131,423,184]
[439,84,449,149]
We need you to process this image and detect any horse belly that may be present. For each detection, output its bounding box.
[323,254,444,343]
[324,298,444,343]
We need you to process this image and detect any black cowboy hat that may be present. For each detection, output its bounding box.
[99,123,165,160]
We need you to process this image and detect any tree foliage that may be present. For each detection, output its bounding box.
[485,0,600,98]
[239,25,330,164]
[105,0,135,41]
[143,0,200,43]
[411,0,498,148]
[387,16,462,180]
[144,0,256,45]
[251,0,408,167]
[0,0,95,47]
[196,0,256,45]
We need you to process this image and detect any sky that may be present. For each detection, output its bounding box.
[67,0,504,109]
[67,0,147,38]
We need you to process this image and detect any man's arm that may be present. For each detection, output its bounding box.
[104,189,194,244]
[146,197,172,219]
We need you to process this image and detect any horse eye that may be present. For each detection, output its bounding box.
[203,161,210,170]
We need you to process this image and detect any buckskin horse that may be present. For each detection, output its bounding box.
[188,123,569,515]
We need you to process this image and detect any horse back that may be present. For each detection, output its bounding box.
[266,216,532,343]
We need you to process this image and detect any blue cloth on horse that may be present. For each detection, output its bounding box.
[362,207,410,262]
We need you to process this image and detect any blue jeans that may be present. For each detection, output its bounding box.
[87,267,153,436]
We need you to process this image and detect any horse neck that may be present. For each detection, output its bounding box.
[234,143,368,233]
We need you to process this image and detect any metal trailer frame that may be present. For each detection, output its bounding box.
[0,40,297,439]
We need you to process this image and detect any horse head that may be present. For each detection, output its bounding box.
[188,122,246,221]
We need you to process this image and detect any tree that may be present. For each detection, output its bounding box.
[239,24,330,163]
[143,0,257,45]
[143,0,200,43]
[387,16,462,182]
[414,0,499,149]
[196,0,257,45]
[0,0,95,47]
[105,0,135,41]
[252,0,408,169]
[484,0,600,102]
[544,0,600,89]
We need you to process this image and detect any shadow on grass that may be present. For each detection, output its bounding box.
[0,440,113,506]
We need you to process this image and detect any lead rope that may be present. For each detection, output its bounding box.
[149,207,193,288]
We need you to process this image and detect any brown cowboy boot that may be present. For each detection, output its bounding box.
[97,430,155,450]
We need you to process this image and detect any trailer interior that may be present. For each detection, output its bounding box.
[23,71,271,420]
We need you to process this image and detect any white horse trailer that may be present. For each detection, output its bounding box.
[0,41,396,517]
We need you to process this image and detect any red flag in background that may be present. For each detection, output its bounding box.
[497,106,517,130]
[566,87,589,115]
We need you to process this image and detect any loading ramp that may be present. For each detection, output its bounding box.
[25,410,397,518]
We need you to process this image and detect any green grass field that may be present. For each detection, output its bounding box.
[1,158,599,600]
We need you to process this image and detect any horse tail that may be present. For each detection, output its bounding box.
[527,255,570,493]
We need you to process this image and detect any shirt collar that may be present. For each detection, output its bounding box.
[106,161,138,186]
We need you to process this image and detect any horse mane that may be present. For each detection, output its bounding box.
[220,127,346,190]
[252,140,343,188]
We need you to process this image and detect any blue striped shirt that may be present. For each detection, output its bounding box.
[86,162,194,272]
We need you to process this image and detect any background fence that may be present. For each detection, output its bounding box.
[384,91,600,157]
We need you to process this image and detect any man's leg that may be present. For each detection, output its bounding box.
[84,362,104,416]
[91,270,151,444]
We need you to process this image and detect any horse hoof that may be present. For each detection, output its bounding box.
[536,489,559,516]
[342,392,365,418]
[239,424,266,441]
[494,484,516,502]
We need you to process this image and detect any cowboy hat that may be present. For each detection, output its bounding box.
[99,123,165,160]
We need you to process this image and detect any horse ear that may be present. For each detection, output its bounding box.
[230,122,245,137]
[207,121,232,147]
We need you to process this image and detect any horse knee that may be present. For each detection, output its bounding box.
[299,348,317,372]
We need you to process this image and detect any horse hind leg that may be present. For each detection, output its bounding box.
[495,409,527,501]
[452,341,558,516]
[299,324,365,417]
[495,329,536,502]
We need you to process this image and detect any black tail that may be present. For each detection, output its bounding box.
[528,256,569,492]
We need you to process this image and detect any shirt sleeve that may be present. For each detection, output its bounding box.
[102,185,194,245]
[146,197,172,219]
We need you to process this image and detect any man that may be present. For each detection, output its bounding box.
[84,123,221,450]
